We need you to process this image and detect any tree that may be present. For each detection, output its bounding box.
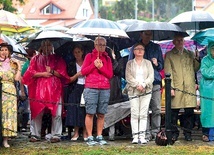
[0,0,25,12]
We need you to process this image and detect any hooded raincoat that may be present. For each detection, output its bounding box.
[200,42,214,128]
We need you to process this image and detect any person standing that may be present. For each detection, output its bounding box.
[125,43,154,144]
[0,43,22,147]
[200,41,214,142]
[164,33,200,141]
[65,44,87,141]
[81,37,113,146]
[19,48,36,132]
[129,30,164,140]
[22,40,69,143]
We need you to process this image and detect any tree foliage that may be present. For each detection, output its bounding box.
[98,0,192,22]
[0,0,25,12]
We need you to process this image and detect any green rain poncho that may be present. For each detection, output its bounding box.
[200,41,214,128]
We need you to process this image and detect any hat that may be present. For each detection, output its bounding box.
[0,42,13,54]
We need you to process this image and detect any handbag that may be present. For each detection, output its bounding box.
[80,93,85,107]
[155,129,168,146]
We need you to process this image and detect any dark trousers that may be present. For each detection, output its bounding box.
[171,108,194,137]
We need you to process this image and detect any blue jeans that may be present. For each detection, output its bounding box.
[84,88,110,115]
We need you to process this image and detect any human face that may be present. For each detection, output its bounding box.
[133,45,145,57]
[141,30,152,45]
[210,46,214,58]
[173,36,184,50]
[73,47,83,60]
[94,39,106,52]
[0,47,10,58]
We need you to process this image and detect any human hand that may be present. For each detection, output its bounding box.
[151,58,158,66]
[11,58,21,69]
[94,58,103,69]
[137,85,145,92]
[171,89,175,96]
[46,66,51,73]
[43,72,52,77]
[112,50,116,60]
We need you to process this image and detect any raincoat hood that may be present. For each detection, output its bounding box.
[207,41,214,59]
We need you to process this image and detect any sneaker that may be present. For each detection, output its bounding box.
[96,135,108,145]
[132,137,139,144]
[109,135,115,141]
[86,136,98,146]
[140,138,147,144]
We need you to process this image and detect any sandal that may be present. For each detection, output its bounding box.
[29,136,40,142]
[202,135,209,142]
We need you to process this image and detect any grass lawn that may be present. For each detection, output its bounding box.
[0,140,214,155]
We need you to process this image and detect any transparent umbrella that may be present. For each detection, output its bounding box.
[67,18,129,38]
[169,11,214,32]
[0,10,33,33]
[0,34,27,55]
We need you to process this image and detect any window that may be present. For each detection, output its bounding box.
[83,9,88,17]
[41,3,61,14]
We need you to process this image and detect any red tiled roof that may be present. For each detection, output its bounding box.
[40,19,85,27]
[20,0,82,20]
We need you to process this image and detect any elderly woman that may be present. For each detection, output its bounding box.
[125,42,154,144]
[0,43,21,147]
[200,41,214,142]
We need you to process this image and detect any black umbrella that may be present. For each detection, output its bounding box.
[18,30,73,52]
[169,11,214,31]
[126,21,188,41]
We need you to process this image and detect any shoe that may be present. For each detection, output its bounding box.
[109,136,115,141]
[132,137,138,144]
[29,136,40,142]
[185,135,192,141]
[21,128,27,132]
[71,136,79,141]
[3,140,10,148]
[202,135,209,142]
[84,137,88,141]
[139,138,147,144]
[50,137,61,143]
[96,135,108,145]
[86,136,98,146]
[172,134,178,142]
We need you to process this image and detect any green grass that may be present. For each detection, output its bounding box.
[0,144,214,155]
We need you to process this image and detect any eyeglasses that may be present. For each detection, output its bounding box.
[134,48,144,51]
[95,44,106,47]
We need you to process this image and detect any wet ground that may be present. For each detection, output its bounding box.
[5,127,214,148]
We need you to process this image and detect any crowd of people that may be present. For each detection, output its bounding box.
[1,29,213,148]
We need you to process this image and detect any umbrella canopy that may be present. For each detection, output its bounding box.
[0,10,33,33]
[116,19,146,30]
[126,21,188,41]
[191,28,214,46]
[158,37,205,56]
[66,18,129,38]
[42,25,70,32]
[18,30,73,51]
[0,34,27,55]
[169,11,214,31]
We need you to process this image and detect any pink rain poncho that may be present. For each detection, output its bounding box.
[22,54,69,119]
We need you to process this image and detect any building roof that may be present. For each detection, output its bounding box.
[195,0,212,10]
[17,0,94,27]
